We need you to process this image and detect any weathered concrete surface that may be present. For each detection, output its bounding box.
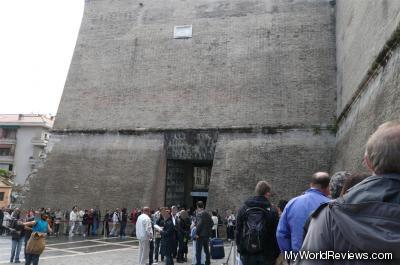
[333,48,400,173]
[55,0,336,130]
[24,134,166,210]
[336,0,400,112]
[207,131,335,212]
[334,0,400,172]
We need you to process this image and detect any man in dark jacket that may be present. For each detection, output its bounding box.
[160,208,176,265]
[195,201,213,265]
[236,181,280,265]
[298,121,400,265]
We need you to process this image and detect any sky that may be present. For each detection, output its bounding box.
[0,0,84,115]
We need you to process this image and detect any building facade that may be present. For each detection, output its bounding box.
[24,0,400,213]
[0,114,54,185]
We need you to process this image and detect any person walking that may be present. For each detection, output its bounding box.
[136,207,153,265]
[24,212,52,265]
[236,181,280,265]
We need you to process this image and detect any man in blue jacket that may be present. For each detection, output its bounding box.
[276,172,330,254]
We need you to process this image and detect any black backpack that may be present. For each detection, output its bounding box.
[242,207,270,254]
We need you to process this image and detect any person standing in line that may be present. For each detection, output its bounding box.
[211,211,218,238]
[171,206,179,259]
[136,207,153,265]
[0,207,4,236]
[92,208,99,236]
[276,172,330,254]
[87,209,94,237]
[195,201,213,265]
[110,208,120,237]
[236,181,280,265]
[82,210,89,238]
[154,210,165,263]
[68,206,78,237]
[160,208,175,265]
[225,210,236,241]
[63,209,70,235]
[120,208,128,238]
[9,218,25,263]
[53,209,62,236]
[102,209,110,237]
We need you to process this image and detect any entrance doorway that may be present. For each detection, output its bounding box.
[165,160,212,208]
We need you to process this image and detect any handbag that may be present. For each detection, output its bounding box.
[26,232,46,255]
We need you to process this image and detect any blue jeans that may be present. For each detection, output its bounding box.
[25,254,40,265]
[119,222,126,237]
[11,238,23,262]
[92,222,98,235]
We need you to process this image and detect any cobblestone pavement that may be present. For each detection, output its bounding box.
[0,235,235,265]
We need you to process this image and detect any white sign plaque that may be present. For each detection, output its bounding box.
[174,25,192,39]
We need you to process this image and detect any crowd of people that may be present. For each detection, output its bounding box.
[1,120,399,265]
[0,204,234,265]
[234,120,400,265]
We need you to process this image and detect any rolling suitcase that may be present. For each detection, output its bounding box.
[210,229,225,259]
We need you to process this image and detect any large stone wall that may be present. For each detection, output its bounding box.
[334,48,400,172]
[207,130,335,212]
[334,0,400,172]
[24,134,166,210]
[25,0,338,211]
[55,0,336,130]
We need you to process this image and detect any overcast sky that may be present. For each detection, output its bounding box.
[0,0,84,115]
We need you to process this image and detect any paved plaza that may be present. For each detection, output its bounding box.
[0,235,235,265]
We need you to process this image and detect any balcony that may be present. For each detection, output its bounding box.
[31,137,47,146]
[0,156,14,163]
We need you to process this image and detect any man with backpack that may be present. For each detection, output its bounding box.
[236,181,280,265]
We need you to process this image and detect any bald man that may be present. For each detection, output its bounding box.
[136,207,153,265]
[276,172,331,254]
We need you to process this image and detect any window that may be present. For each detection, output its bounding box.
[0,192,4,201]
[0,128,17,139]
[0,148,11,156]
[193,167,211,190]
